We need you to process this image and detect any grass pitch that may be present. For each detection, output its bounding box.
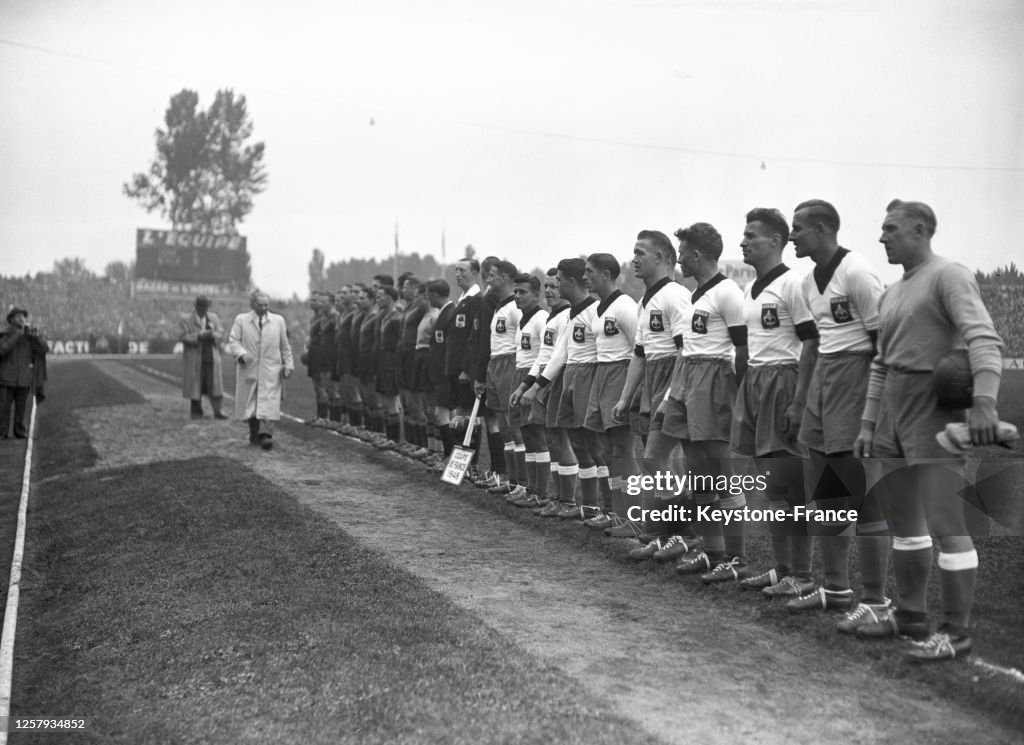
[9,363,654,744]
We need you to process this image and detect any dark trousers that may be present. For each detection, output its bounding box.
[0,385,30,438]
[191,361,223,415]
[248,417,274,443]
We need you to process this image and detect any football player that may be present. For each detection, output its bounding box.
[854,200,1003,661]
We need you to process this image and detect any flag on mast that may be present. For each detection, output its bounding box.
[393,220,399,281]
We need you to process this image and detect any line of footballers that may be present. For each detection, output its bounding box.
[301,198,1005,663]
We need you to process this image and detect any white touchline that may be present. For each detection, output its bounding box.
[0,386,39,745]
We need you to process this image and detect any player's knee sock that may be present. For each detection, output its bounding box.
[513,443,527,485]
[595,466,612,512]
[700,496,727,560]
[938,548,978,631]
[386,414,401,442]
[439,425,455,456]
[495,440,512,479]
[524,452,537,492]
[486,435,506,476]
[856,531,891,604]
[819,534,853,591]
[534,451,551,496]
[892,535,933,615]
[790,531,814,581]
[558,464,579,503]
[609,475,625,516]
[316,401,328,419]
[578,466,598,506]
[766,500,791,572]
[719,493,747,561]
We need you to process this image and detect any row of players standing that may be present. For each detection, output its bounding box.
[304,198,1005,664]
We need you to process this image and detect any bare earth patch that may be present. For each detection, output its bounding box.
[82,361,1020,745]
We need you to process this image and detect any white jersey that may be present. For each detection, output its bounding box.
[743,265,818,366]
[801,249,881,355]
[593,291,638,363]
[540,296,599,383]
[516,306,549,369]
[635,277,692,360]
[684,273,746,359]
[529,304,570,377]
[489,296,522,356]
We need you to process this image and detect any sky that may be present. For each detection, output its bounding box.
[1,0,1022,298]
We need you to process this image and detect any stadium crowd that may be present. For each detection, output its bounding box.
[980,284,1024,360]
[0,273,310,354]
[293,199,1013,666]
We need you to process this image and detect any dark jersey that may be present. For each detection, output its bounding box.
[444,290,483,378]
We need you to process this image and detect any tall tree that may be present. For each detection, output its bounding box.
[123,89,268,234]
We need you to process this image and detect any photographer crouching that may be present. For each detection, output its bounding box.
[0,307,49,439]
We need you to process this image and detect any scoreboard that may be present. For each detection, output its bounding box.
[135,228,250,284]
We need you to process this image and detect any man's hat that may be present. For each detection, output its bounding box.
[195,295,212,309]
[6,307,28,323]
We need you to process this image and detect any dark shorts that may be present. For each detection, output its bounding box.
[662,357,736,442]
[449,376,476,411]
[640,355,677,436]
[411,349,433,394]
[873,370,967,465]
[799,352,872,455]
[556,363,596,430]
[584,360,630,432]
[339,373,362,405]
[731,363,804,457]
[432,374,452,410]
[485,353,517,412]
[358,378,380,410]
[395,347,414,391]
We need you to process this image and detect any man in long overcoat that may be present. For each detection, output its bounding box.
[226,291,294,449]
[179,295,226,419]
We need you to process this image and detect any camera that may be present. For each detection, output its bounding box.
[26,326,38,336]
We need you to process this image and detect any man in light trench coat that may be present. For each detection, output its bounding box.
[226,290,294,449]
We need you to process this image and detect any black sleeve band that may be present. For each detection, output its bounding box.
[795,320,819,341]
[728,325,748,347]
[524,375,537,388]
[537,375,551,388]
[634,344,646,358]
[673,334,683,350]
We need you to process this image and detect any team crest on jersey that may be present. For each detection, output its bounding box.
[496,318,507,334]
[691,310,710,335]
[473,318,480,331]
[649,310,664,332]
[604,318,619,336]
[521,334,531,350]
[543,329,555,346]
[455,314,466,329]
[761,304,780,329]
[572,323,586,343]
[435,330,444,343]
[830,296,853,323]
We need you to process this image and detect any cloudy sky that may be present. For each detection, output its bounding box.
[1,0,1022,298]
